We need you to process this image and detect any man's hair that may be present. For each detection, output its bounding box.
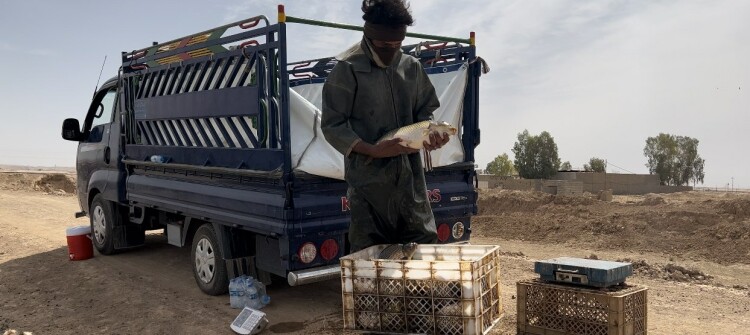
[361,0,414,26]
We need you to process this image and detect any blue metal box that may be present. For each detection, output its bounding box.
[534,257,633,288]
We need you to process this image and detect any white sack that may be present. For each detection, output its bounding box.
[290,63,469,180]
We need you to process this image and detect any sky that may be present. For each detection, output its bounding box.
[0,0,747,189]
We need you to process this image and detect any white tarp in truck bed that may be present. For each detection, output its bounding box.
[290,63,469,180]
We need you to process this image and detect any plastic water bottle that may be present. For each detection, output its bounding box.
[261,294,271,306]
[149,155,169,163]
[244,277,262,309]
[229,276,246,309]
[254,280,270,306]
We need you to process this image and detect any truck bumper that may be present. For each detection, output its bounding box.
[287,265,341,286]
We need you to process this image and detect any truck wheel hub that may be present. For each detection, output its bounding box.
[195,238,216,283]
[92,205,106,245]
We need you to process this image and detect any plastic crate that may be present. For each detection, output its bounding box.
[517,280,648,335]
[340,244,503,335]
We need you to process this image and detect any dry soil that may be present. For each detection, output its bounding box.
[1,173,748,334]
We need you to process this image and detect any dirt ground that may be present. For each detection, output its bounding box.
[1,172,749,334]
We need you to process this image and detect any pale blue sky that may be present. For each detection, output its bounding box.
[1,0,747,188]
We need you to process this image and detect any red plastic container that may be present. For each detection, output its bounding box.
[66,226,93,261]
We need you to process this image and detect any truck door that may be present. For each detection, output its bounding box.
[77,86,118,212]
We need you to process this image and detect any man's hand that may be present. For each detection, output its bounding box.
[355,139,419,159]
[369,138,420,158]
[423,131,450,151]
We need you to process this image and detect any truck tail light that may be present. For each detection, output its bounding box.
[298,242,317,264]
[437,223,450,242]
[320,239,339,261]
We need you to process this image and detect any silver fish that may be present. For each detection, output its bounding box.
[369,121,457,170]
[376,120,457,150]
[377,242,419,260]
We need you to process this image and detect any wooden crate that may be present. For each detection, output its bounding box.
[517,280,647,335]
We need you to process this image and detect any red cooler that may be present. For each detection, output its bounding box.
[66,226,93,261]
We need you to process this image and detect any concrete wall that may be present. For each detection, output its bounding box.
[553,172,692,195]
[542,180,584,196]
[478,172,692,195]
[477,175,540,191]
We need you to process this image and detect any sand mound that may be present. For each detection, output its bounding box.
[477,190,596,216]
[33,174,76,194]
[717,198,750,218]
[638,194,666,206]
[552,195,595,206]
[618,258,712,283]
[0,173,76,195]
[708,220,750,241]
[475,189,750,265]
[477,189,553,214]
[0,173,37,191]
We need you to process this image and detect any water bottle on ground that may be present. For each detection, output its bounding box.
[244,276,262,309]
[254,280,270,307]
[229,275,246,309]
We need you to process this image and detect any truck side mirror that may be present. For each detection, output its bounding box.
[62,118,83,141]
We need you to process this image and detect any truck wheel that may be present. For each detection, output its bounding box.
[90,194,116,255]
[191,225,228,295]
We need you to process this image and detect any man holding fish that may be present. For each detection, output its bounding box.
[321,0,452,252]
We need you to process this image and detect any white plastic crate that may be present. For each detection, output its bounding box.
[340,244,503,335]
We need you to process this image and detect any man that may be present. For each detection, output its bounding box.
[321,0,449,252]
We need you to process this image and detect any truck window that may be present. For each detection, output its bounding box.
[90,88,117,129]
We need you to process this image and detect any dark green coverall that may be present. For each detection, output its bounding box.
[321,38,440,252]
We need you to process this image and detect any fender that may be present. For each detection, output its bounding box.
[88,170,120,204]
[180,218,227,258]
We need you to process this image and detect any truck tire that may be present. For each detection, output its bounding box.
[90,194,116,255]
[191,224,228,295]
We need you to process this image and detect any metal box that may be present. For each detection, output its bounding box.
[534,257,632,288]
[517,279,648,335]
[340,244,503,335]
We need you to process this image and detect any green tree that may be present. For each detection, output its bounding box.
[691,158,705,186]
[485,153,516,176]
[584,157,607,172]
[512,130,561,179]
[643,133,705,185]
[560,161,572,171]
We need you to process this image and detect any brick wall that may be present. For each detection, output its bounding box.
[478,172,692,195]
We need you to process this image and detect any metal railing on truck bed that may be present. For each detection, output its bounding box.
[119,5,484,182]
[120,13,292,184]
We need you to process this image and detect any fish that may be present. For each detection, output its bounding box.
[376,242,419,260]
[376,120,457,150]
[368,120,458,170]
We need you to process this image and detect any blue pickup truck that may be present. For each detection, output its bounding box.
[61,6,484,295]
